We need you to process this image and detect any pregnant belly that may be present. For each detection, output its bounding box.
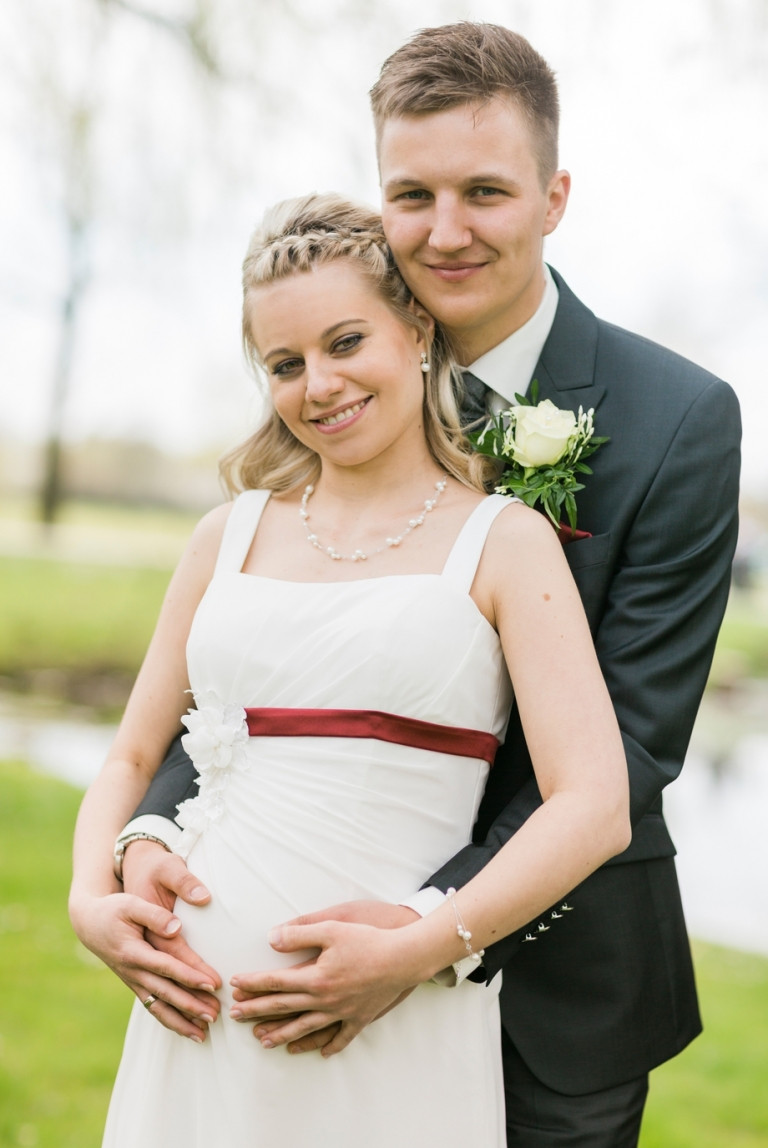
[171,739,486,984]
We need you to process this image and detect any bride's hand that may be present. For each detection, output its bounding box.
[69,890,222,1039]
[230,902,421,1056]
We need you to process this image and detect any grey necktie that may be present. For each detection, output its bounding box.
[460,370,490,431]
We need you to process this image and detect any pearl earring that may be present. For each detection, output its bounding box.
[420,352,430,374]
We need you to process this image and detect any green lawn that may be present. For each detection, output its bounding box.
[1,761,767,1146]
[0,762,131,1148]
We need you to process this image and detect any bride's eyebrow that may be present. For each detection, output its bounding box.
[264,320,369,360]
[321,320,368,339]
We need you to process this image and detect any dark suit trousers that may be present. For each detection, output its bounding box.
[502,1030,648,1147]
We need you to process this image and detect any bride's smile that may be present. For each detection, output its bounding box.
[311,395,373,432]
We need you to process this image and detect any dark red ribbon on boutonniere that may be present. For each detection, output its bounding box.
[557,524,591,545]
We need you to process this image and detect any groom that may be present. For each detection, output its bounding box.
[97,23,740,1147]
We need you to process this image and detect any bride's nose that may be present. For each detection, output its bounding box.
[304,360,344,404]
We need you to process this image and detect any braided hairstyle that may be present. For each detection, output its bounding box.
[220,192,497,494]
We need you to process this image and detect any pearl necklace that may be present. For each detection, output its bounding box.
[300,477,448,562]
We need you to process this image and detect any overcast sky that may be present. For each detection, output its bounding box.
[2,0,767,493]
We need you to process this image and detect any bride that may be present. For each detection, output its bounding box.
[69,192,630,1147]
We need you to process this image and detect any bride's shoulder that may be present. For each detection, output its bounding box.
[191,489,270,539]
[484,498,566,567]
[184,499,241,558]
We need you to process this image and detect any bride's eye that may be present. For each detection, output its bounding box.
[332,333,363,354]
[271,357,303,377]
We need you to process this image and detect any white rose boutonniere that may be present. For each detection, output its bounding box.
[470,382,608,533]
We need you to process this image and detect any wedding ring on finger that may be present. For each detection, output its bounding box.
[143,994,160,1010]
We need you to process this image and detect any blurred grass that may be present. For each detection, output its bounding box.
[0,499,195,715]
[1,760,767,1147]
[0,556,171,676]
[0,761,131,1148]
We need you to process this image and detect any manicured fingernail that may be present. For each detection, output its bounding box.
[189,886,208,903]
[189,1033,204,1044]
[200,1013,215,1024]
[230,1008,242,1019]
[268,928,282,946]
[260,1037,274,1049]
[200,982,215,993]
[164,918,181,935]
[230,976,240,988]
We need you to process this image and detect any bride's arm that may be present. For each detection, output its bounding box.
[68,504,231,1035]
[229,502,631,1053]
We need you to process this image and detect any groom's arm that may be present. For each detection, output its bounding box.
[429,375,742,976]
[132,732,199,819]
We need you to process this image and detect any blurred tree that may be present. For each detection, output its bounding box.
[4,0,466,523]
[24,0,228,524]
[39,10,105,524]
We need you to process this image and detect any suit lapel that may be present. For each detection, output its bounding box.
[532,267,606,417]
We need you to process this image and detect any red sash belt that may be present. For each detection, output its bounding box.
[244,708,498,765]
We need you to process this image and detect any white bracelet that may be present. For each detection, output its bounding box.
[446,887,484,965]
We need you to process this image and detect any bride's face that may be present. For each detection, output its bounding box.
[247,260,432,470]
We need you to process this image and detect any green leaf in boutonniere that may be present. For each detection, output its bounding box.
[468,380,609,532]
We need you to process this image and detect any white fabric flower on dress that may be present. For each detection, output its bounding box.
[175,691,249,857]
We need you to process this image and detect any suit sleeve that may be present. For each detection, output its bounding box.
[130,732,200,821]
[428,377,742,977]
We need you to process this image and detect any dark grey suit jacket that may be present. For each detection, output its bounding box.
[429,268,741,1092]
[133,269,741,1095]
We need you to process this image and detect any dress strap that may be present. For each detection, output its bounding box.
[213,489,271,575]
[441,494,515,595]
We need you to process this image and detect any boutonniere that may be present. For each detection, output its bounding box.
[469,382,608,534]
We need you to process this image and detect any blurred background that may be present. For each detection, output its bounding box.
[1,1,767,1145]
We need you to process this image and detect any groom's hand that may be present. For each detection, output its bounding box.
[122,839,211,914]
[230,900,419,1056]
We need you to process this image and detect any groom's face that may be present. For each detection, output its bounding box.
[379,98,569,364]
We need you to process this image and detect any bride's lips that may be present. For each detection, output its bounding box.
[425,262,487,283]
[310,396,372,434]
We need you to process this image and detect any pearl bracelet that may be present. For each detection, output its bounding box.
[446,887,485,965]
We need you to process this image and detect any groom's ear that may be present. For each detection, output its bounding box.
[542,169,571,236]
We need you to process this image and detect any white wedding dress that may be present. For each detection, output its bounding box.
[103,489,513,1147]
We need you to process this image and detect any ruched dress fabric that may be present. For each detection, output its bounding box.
[103,490,514,1148]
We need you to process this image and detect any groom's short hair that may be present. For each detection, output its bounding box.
[370,22,560,184]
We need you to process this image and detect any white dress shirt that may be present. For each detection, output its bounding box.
[468,262,559,412]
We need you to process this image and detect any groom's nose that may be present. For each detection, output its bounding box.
[428,195,472,252]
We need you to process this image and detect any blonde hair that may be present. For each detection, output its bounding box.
[220,192,498,495]
[370,23,559,186]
